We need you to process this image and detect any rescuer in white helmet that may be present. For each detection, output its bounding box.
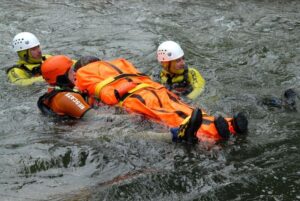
[6,32,52,86]
[156,41,205,100]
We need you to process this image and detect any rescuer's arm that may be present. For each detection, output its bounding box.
[186,68,205,100]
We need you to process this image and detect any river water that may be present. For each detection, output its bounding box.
[0,0,299,200]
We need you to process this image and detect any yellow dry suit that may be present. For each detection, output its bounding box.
[160,67,205,100]
[6,54,51,86]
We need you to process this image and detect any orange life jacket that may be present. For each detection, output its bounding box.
[37,88,91,119]
[76,58,236,142]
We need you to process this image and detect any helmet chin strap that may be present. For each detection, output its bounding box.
[17,50,29,62]
[162,61,171,73]
[162,61,173,74]
[25,50,30,62]
[167,62,171,73]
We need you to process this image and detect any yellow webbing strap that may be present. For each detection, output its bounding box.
[128,83,150,94]
[118,83,151,106]
[94,77,116,97]
[94,73,147,97]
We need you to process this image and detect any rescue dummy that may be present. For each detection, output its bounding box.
[37,55,94,119]
[74,56,248,143]
[155,41,205,100]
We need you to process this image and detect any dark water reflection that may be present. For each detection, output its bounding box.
[0,0,299,200]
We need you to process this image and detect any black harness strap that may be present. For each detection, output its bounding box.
[165,67,189,90]
[128,94,146,105]
[167,91,180,103]
[37,90,61,116]
[102,61,123,74]
[119,87,189,120]
[102,61,148,83]
[148,89,163,108]
[101,61,189,119]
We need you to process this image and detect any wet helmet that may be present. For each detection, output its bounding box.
[41,55,73,85]
[12,32,40,52]
[157,41,184,62]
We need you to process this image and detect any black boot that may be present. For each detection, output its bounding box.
[232,112,248,134]
[177,108,203,144]
[214,116,230,140]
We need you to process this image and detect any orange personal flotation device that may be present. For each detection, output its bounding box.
[37,87,91,119]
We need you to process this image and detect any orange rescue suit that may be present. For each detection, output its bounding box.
[75,58,237,142]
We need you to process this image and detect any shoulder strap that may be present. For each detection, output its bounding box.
[102,61,147,77]
[102,61,124,74]
[183,67,189,84]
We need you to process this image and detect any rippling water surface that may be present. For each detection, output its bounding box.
[0,0,299,200]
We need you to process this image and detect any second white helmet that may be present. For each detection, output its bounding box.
[157,41,184,62]
[12,32,40,52]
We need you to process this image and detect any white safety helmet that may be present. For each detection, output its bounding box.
[12,32,40,52]
[157,41,184,62]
